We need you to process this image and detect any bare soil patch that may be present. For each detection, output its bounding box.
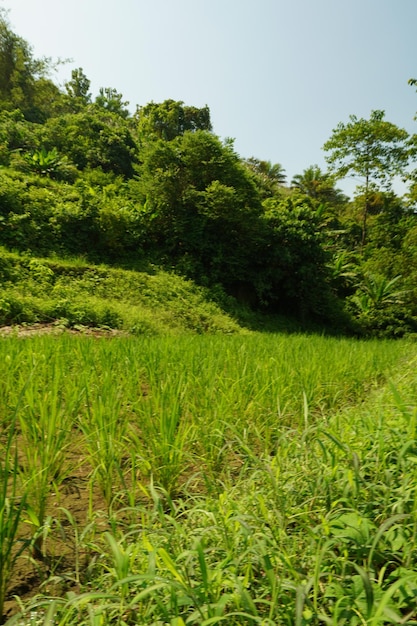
[0,323,127,339]
[2,432,111,623]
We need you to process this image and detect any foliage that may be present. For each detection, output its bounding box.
[0,9,61,122]
[64,67,91,106]
[259,195,347,325]
[244,157,286,198]
[18,146,77,181]
[136,99,212,142]
[0,410,27,621]
[323,110,410,190]
[0,16,417,336]
[0,248,244,334]
[323,110,410,246]
[38,107,138,177]
[348,271,417,337]
[291,164,347,206]
[0,109,37,165]
[136,130,263,284]
[95,86,130,118]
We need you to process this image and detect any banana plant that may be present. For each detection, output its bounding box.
[26,147,61,177]
[360,273,405,309]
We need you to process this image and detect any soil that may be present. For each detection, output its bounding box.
[1,323,130,623]
[2,433,112,623]
[0,323,128,339]
[1,323,242,623]
[2,430,243,623]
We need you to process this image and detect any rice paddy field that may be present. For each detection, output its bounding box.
[1,332,417,625]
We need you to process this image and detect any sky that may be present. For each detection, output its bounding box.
[3,0,417,196]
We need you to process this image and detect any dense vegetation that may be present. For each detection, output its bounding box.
[0,247,251,336]
[1,10,417,336]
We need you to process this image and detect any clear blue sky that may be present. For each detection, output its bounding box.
[3,0,417,195]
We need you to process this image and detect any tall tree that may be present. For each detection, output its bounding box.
[260,195,339,321]
[136,99,212,142]
[65,68,92,106]
[95,87,130,118]
[406,78,417,208]
[40,108,137,177]
[136,130,262,285]
[323,110,410,247]
[0,9,57,121]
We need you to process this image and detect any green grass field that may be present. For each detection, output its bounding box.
[1,333,417,625]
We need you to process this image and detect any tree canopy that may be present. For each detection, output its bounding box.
[291,165,347,206]
[323,110,410,189]
[136,99,212,142]
[323,110,410,246]
[0,9,59,121]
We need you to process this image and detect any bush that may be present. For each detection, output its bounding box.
[356,305,417,338]
[0,293,37,324]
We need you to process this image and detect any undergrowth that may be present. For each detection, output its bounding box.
[0,248,244,335]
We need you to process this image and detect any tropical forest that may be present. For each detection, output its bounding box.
[2,9,417,625]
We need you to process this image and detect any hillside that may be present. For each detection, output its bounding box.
[0,248,252,335]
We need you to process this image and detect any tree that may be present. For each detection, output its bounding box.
[244,158,286,198]
[323,110,410,247]
[291,165,347,206]
[259,195,342,322]
[136,130,262,286]
[0,9,58,121]
[406,78,417,209]
[65,68,91,106]
[136,99,212,142]
[40,108,137,177]
[95,87,130,118]
[0,109,37,164]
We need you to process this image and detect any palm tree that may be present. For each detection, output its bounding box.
[244,157,286,198]
[291,165,347,205]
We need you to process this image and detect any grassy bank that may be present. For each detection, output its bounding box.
[0,248,249,336]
